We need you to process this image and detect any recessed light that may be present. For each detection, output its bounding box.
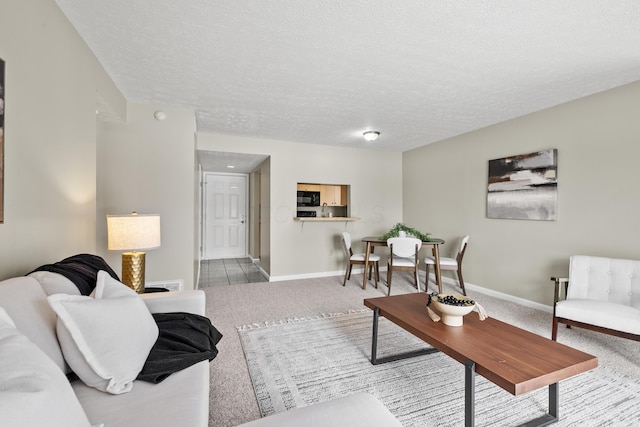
[227,165,235,169]
[363,131,380,142]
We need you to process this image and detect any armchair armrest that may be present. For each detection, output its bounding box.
[140,290,205,316]
[550,277,569,306]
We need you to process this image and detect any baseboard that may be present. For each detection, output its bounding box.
[269,265,389,283]
[270,270,345,282]
[250,258,271,282]
[269,269,553,313]
[258,266,270,281]
[433,274,553,313]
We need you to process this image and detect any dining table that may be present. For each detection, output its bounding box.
[361,236,445,294]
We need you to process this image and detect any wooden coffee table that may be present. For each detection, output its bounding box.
[363,293,598,427]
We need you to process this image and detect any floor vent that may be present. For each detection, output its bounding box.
[145,279,184,292]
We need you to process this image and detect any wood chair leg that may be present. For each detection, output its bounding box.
[387,267,392,296]
[424,264,430,292]
[552,317,559,341]
[343,264,350,286]
[374,262,379,288]
[413,268,419,291]
[457,268,466,296]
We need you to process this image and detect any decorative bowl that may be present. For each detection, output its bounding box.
[431,294,475,327]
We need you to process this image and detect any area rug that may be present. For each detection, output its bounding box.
[238,311,640,426]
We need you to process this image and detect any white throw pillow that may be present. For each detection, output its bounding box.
[91,271,139,299]
[0,307,95,427]
[47,271,159,395]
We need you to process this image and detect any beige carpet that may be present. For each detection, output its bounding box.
[204,273,640,427]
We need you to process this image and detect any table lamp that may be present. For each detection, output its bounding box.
[107,212,161,293]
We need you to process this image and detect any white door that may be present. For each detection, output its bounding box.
[203,173,248,259]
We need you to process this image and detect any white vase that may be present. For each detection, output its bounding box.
[398,230,406,238]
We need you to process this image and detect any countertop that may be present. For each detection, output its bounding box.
[294,216,360,222]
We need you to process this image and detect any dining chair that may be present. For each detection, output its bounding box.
[424,234,469,295]
[386,237,421,296]
[341,232,380,289]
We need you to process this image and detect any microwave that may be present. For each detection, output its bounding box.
[297,191,321,207]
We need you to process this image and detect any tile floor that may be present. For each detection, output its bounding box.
[198,257,267,288]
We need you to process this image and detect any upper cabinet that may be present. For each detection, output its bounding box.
[297,183,321,192]
[320,184,346,206]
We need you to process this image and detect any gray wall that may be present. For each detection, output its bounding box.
[197,133,404,279]
[0,0,123,279]
[97,103,198,289]
[403,81,640,305]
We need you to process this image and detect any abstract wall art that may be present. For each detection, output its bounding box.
[487,149,558,221]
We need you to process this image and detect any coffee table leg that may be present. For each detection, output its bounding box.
[465,359,559,427]
[519,383,558,426]
[549,383,559,420]
[370,308,438,365]
[465,360,476,427]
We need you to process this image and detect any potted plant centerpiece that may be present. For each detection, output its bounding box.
[380,223,432,241]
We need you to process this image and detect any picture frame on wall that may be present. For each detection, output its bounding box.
[0,57,4,224]
[487,149,558,221]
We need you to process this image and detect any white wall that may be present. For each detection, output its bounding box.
[0,0,124,279]
[97,103,198,289]
[197,133,404,279]
[403,81,640,305]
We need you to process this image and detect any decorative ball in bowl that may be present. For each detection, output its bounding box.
[431,294,476,327]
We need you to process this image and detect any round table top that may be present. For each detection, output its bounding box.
[361,236,445,245]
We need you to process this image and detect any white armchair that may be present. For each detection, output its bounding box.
[551,255,640,342]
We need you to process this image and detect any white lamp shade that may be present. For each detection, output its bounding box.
[107,214,161,251]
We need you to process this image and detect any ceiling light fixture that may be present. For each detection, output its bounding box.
[226,165,235,169]
[363,131,380,142]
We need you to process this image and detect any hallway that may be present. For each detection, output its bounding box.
[198,258,267,288]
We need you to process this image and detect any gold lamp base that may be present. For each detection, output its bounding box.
[121,251,146,294]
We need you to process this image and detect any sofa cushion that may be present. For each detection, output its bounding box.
[0,307,95,427]
[556,299,640,335]
[47,271,159,394]
[73,360,209,427]
[29,270,81,296]
[0,276,68,372]
[237,392,403,427]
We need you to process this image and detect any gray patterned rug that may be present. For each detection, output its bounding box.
[238,310,640,426]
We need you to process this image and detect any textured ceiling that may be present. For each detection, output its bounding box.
[197,150,268,174]
[56,0,640,152]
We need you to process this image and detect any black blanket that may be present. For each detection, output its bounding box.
[137,312,223,384]
[28,253,120,296]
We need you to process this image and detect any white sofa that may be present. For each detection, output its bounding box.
[0,274,210,427]
[552,255,640,341]
[238,392,403,427]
